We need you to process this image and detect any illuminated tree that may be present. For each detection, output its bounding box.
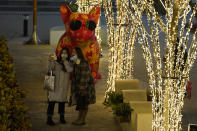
[104,0,197,130]
[103,0,138,92]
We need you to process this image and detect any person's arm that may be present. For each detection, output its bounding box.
[48,55,56,73]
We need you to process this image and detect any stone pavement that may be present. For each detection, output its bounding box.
[7,38,121,131]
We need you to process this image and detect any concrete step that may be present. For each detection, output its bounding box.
[115,79,139,93]
[122,90,147,103]
[130,101,152,113]
[129,101,152,131]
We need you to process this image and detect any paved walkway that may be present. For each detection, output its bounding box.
[7,38,121,131]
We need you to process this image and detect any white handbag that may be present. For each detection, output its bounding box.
[44,70,55,91]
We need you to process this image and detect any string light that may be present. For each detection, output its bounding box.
[129,0,197,130]
[103,0,138,94]
[104,0,197,130]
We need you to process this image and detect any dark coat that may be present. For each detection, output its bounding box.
[69,60,96,106]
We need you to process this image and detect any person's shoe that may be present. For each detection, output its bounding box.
[47,116,55,126]
[60,115,66,124]
[72,121,86,126]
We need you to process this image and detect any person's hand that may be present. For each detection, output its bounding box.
[48,54,53,61]
[62,56,67,61]
[48,53,56,61]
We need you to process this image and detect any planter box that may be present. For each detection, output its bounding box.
[122,90,147,103]
[130,101,152,131]
[114,115,132,131]
[115,116,131,123]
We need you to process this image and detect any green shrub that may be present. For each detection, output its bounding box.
[104,91,133,122]
[112,103,133,118]
[104,91,123,107]
[0,35,31,131]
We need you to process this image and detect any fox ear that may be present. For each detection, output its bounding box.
[60,5,72,24]
[88,6,101,23]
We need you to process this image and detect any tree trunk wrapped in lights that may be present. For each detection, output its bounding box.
[103,0,138,92]
[129,0,197,130]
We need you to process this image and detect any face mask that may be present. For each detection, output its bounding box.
[70,55,78,61]
[61,54,68,58]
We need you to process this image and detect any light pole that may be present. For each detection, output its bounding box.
[26,0,41,45]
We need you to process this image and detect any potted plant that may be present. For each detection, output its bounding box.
[104,91,133,122]
[103,91,123,107]
[112,103,133,122]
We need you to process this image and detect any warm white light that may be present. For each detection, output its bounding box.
[104,0,197,130]
[130,0,197,130]
[103,0,138,93]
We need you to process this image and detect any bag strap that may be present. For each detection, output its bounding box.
[50,70,53,76]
